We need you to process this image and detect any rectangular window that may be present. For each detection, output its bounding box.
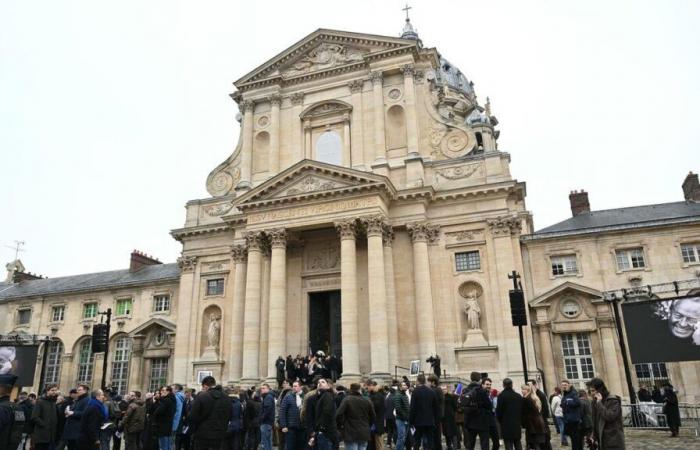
[551,255,579,276]
[115,298,132,316]
[561,333,595,386]
[206,278,225,296]
[149,358,169,392]
[615,248,646,270]
[44,341,64,385]
[51,305,65,322]
[455,251,481,272]
[77,340,94,384]
[111,337,131,395]
[83,303,98,319]
[17,309,31,325]
[634,362,670,388]
[681,243,700,264]
[153,294,171,313]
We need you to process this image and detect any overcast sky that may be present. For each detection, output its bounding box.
[1,0,699,277]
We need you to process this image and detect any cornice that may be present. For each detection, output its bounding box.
[170,223,232,242]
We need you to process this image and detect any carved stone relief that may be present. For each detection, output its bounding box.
[282,43,366,77]
[280,176,346,197]
[435,163,484,180]
[445,229,484,243]
[305,241,341,272]
[487,216,523,236]
[204,201,235,217]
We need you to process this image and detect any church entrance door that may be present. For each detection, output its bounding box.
[308,290,342,358]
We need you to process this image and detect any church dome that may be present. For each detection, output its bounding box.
[400,17,420,41]
[436,56,474,98]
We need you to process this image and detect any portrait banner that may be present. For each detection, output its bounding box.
[622,295,700,364]
[0,345,39,386]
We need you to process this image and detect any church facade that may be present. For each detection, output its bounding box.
[170,25,534,386]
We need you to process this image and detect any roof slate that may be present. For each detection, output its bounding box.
[530,201,700,238]
[0,263,180,301]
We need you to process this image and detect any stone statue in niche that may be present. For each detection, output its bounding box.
[207,314,221,348]
[464,290,482,330]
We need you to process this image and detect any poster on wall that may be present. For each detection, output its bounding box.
[622,295,700,363]
[0,345,39,386]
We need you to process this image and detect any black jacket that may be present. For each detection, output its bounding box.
[314,389,337,441]
[30,396,59,444]
[77,402,103,450]
[463,384,492,432]
[190,386,233,441]
[442,393,459,437]
[535,389,550,420]
[152,394,176,437]
[496,388,523,440]
[336,392,375,443]
[409,385,439,428]
[369,391,386,434]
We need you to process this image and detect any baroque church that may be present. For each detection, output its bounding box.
[1,20,533,390]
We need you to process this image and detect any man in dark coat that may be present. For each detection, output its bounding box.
[662,384,681,437]
[496,379,523,450]
[368,381,386,450]
[589,378,625,450]
[77,389,106,450]
[312,379,338,450]
[259,384,276,450]
[461,374,492,450]
[651,386,663,404]
[276,357,287,389]
[279,381,305,450]
[30,384,60,450]
[385,387,397,449]
[189,376,233,450]
[336,383,375,449]
[63,384,90,449]
[394,382,410,450]
[528,380,552,450]
[225,388,244,450]
[560,380,582,450]
[441,385,459,450]
[409,374,439,450]
[636,385,652,402]
[122,391,145,450]
[152,386,177,449]
[428,375,444,450]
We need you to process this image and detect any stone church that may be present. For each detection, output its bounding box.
[170,22,534,386]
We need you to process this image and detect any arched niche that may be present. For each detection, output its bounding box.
[386,104,407,151]
[200,304,222,357]
[316,129,343,165]
[300,100,352,166]
[253,131,270,174]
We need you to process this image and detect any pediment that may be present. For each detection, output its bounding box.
[128,317,176,336]
[530,281,603,307]
[235,29,418,87]
[233,159,396,210]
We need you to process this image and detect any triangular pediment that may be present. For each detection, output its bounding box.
[233,160,396,209]
[530,281,603,307]
[129,317,176,336]
[235,29,418,87]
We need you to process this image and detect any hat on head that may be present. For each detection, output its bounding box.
[0,374,18,386]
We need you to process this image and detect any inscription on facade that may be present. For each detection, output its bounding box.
[247,197,380,224]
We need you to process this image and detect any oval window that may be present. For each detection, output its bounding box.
[561,300,581,318]
[316,130,343,166]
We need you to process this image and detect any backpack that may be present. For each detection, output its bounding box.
[459,387,479,418]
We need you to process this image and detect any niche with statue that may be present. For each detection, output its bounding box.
[459,281,489,347]
[200,305,222,360]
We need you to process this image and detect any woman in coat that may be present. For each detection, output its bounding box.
[77,389,107,450]
[520,384,546,450]
[589,378,625,450]
[662,384,681,437]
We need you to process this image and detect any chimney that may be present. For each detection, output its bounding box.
[130,250,162,272]
[682,172,700,202]
[569,190,590,217]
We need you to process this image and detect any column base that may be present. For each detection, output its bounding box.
[239,377,262,389]
[337,373,362,386]
[369,372,393,385]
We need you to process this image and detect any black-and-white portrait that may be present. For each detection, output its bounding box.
[0,345,39,385]
[623,296,700,364]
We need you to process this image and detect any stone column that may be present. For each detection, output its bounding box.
[407,223,439,358]
[599,320,625,396]
[241,231,265,385]
[535,323,556,392]
[229,245,248,382]
[363,216,390,379]
[267,229,287,382]
[173,255,197,383]
[370,71,386,163]
[128,336,145,392]
[303,119,312,159]
[335,219,361,380]
[348,80,364,168]
[290,93,304,162]
[343,113,351,167]
[400,64,419,155]
[269,95,282,174]
[239,100,255,189]
[383,226,399,370]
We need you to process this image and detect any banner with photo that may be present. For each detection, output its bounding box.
[622,295,700,363]
[0,345,40,386]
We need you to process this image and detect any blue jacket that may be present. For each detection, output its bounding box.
[62,394,89,440]
[172,391,185,432]
[279,392,303,429]
[228,397,244,433]
[259,392,276,426]
[562,388,582,424]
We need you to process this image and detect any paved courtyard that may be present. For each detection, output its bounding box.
[549,428,699,450]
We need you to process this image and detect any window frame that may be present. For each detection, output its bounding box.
[455,250,481,272]
[551,254,579,277]
[111,336,132,395]
[43,340,64,385]
[76,339,94,385]
[680,242,700,265]
[205,278,225,297]
[51,305,65,322]
[560,333,595,388]
[16,308,32,325]
[153,294,171,313]
[634,362,670,388]
[115,298,133,317]
[615,247,647,271]
[82,302,98,320]
[148,358,169,392]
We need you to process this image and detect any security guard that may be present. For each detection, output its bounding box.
[0,373,25,450]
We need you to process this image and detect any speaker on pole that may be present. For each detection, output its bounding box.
[509,289,527,326]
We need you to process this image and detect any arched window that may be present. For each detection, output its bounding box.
[315,130,342,165]
[111,336,132,395]
[253,132,270,173]
[386,105,407,150]
[43,340,63,385]
[77,339,94,385]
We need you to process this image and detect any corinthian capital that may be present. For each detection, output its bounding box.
[231,244,248,263]
[348,79,364,93]
[361,215,387,237]
[290,92,305,106]
[382,225,395,247]
[177,255,197,272]
[268,94,282,106]
[407,222,440,244]
[239,99,255,113]
[369,71,383,85]
[267,228,287,248]
[335,219,358,241]
[245,231,266,251]
[487,216,522,237]
[400,64,415,77]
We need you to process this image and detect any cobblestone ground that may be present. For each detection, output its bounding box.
[548,428,699,450]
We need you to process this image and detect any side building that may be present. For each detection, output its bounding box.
[521,172,700,402]
[0,251,180,394]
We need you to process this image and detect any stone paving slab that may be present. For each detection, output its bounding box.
[549,428,699,450]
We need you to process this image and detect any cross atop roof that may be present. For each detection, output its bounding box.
[402,3,412,21]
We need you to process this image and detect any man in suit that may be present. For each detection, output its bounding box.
[409,374,439,450]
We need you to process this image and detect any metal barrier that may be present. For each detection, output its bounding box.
[621,402,700,436]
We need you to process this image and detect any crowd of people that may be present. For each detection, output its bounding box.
[1,365,641,450]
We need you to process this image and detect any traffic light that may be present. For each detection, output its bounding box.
[509,290,527,326]
[92,323,109,353]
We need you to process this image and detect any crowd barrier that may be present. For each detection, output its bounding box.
[621,402,700,436]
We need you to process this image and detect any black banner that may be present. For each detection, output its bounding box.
[0,345,39,386]
[622,295,700,363]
